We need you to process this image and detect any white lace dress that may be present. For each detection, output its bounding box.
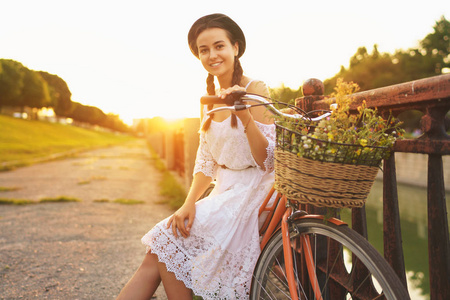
[141,114,275,299]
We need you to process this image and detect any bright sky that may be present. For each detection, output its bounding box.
[1,0,449,124]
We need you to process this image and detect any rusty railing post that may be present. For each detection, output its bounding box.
[427,153,449,300]
[422,104,450,300]
[382,154,408,287]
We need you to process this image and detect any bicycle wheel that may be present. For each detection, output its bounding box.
[250,217,410,300]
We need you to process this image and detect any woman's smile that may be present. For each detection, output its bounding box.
[210,61,223,67]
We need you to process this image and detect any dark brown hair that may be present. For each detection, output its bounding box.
[188,14,246,131]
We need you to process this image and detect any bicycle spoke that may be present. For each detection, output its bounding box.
[321,238,344,297]
[266,268,291,298]
[252,278,276,300]
[351,272,371,298]
[256,254,292,299]
[291,239,307,299]
[251,219,410,300]
[273,255,288,285]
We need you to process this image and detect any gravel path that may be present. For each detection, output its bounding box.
[0,139,173,299]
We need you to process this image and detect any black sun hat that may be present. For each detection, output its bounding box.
[188,13,246,59]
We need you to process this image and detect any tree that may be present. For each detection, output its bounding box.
[323,16,450,94]
[269,84,303,108]
[38,71,73,117]
[0,59,25,111]
[420,16,450,72]
[18,68,51,111]
[68,102,106,125]
[102,113,130,133]
[324,45,398,94]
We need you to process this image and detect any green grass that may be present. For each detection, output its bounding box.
[0,196,81,205]
[0,198,35,205]
[159,171,187,209]
[0,115,135,169]
[93,198,145,205]
[39,196,81,203]
[148,144,187,209]
[0,197,146,205]
[113,199,145,205]
[0,186,20,192]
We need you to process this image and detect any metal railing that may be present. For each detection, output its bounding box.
[297,74,450,300]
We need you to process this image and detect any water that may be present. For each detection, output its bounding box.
[343,180,450,300]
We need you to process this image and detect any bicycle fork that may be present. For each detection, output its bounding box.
[282,206,324,300]
[259,192,325,300]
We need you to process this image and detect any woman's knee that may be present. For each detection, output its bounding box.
[139,252,160,279]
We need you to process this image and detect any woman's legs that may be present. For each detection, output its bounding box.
[157,260,192,300]
[116,253,161,300]
[117,252,192,300]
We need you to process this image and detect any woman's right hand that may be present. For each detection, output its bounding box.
[218,84,246,99]
[166,201,196,238]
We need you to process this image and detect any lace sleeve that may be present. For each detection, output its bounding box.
[193,131,217,178]
[256,122,276,173]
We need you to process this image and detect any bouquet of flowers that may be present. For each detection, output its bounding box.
[274,79,404,208]
[275,79,404,167]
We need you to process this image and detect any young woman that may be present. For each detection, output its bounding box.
[117,13,275,300]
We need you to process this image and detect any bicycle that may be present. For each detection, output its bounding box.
[201,91,410,300]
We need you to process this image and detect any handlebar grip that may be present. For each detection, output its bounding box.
[200,95,226,105]
[200,90,247,106]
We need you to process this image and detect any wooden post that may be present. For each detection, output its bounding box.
[427,154,450,300]
[383,154,408,287]
[164,128,175,170]
[183,118,200,191]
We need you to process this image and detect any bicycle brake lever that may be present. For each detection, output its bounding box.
[234,104,251,111]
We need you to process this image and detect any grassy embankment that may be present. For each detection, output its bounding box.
[0,115,186,207]
[0,115,134,170]
[0,115,136,204]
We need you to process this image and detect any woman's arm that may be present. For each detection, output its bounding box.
[166,172,212,238]
[240,112,269,169]
[247,81,273,125]
[167,128,217,238]
[222,80,273,170]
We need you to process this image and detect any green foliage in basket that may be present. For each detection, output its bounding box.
[276,79,405,166]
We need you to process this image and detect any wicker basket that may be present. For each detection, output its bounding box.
[274,122,389,208]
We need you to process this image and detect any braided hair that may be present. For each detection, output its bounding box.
[202,57,243,131]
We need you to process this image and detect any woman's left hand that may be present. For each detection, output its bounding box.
[218,85,252,122]
[166,201,196,238]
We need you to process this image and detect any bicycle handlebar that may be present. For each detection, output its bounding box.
[200,91,331,122]
[200,90,247,106]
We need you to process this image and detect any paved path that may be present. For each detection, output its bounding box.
[0,139,173,299]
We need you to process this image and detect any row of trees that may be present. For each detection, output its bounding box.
[271,16,449,100]
[0,59,129,132]
[323,16,449,94]
[269,16,449,133]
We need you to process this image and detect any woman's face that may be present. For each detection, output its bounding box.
[196,27,239,81]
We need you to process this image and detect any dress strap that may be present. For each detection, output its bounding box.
[245,80,254,90]
[201,104,210,124]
